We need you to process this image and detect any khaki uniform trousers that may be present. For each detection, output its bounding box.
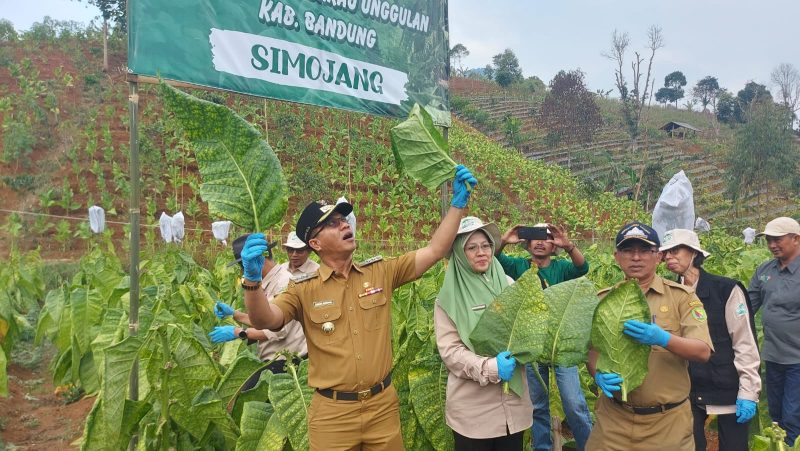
[308,384,404,451]
[586,396,694,451]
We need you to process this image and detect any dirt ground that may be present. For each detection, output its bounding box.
[0,360,94,450]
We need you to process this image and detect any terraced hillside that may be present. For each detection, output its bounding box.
[450,77,799,227]
[0,32,642,262]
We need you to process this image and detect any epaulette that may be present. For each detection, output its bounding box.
[357,255,383,267]
[663,278,694,293]
[291,272,318,283]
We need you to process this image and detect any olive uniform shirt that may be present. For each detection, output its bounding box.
[271,251,417,391]
[597,276,714,406]
[587,276,714,451]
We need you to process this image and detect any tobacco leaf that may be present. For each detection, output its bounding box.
[540,277,599,367]
[590,280,651,401]
[469,268,549,396]
[160,82,287,231]
[390,103,456,191]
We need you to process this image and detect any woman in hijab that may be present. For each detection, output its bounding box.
[660,229,761,451]
[435,216,533,450]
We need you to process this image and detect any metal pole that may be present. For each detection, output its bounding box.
[127,80,141,450]
[440,0,450,219]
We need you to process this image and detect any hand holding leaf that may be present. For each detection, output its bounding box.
[590,280,651,401]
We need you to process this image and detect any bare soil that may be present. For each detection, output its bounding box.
[0,360,94,450]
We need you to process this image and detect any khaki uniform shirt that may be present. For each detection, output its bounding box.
[598,276,713,406]
[256,260,319,361]
[434,302,533,439]
[272,251,417,391]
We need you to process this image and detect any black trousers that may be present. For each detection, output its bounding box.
[453,429,524,451]
[692,401,751,451]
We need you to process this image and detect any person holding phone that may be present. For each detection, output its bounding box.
[496,223,592,451]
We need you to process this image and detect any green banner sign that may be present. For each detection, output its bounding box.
[129,0,450,124]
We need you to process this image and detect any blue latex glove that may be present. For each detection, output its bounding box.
[736,399,757,423]
[214,301,235,319]
[241,233,267,282]
[624,319,671,347]
[496,351,516,382]
[595,371,623,398]
[208,326,237,343]
[451,164,478,208]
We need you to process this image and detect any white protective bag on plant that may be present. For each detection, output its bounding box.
[743,227,756,244]
[88,205,105,234]
[212,221,232,246]
[337,196,357,236]
[159,212,173,243]
[652,170,695,242]
[695,217,711,232]
[171,211,185,243]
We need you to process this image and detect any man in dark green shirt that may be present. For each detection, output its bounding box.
[496,223,591,451]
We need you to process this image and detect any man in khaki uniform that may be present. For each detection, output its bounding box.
[586,222,714,451]
[242,165,477,450]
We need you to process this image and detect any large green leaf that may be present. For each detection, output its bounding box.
[158,325,221,406]
[540,277,599,367]
[590,280,651,401]
[171,388,238,450]
[470,268,549,365]
[235,402,287,451]
[268,359,314,451]
[216,353,264,406]
[159,82,287,231]
[408,354,452,451]
[101,335,143,441]
[231,370,273,423]
[390,103,456,191]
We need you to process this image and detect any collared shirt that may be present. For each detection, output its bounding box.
[598,276,713,407]
[684,279,761,413]
[272,251,417,391]
[433,277,532,439]
[256,259,320,361]
[496,253,589,286]
[748,255,800,364]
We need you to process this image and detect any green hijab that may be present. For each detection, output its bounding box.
[437,229,509,351]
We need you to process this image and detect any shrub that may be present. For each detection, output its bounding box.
[1,119,35,166]
[2,174,36,192]
[0,19,18,42]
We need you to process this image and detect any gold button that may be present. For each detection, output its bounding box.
[349,307,354,311]
[372,299,376,304]
[324,313,329,319]
[357,354,362,360]
[354,330,359,335]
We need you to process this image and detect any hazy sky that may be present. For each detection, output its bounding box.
[3,0,799,96]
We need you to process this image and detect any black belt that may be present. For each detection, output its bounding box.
[317,373,392,401]
[611,397,687,415]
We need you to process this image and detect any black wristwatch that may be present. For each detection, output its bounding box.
[238,328,248,339]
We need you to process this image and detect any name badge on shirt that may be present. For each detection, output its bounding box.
[313,300,334,308]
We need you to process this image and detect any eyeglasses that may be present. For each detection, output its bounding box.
[465,243,493,254]
[617,247,659,257]
[286,248,308,254]
[663,247,683,256]
[309,216,348,240]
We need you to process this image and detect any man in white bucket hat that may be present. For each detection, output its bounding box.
[661,229,760,451]
[749,217,800,445]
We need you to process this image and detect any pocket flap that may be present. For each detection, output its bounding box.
[358,295,387,310]
[308,303,342,324]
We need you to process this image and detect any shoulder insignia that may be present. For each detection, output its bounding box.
[291,272,318,283]
[690,307,707,323]
[688,300,704,308]
[358,255,383,267]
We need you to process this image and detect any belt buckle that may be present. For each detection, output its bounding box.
[357,389,372,400]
